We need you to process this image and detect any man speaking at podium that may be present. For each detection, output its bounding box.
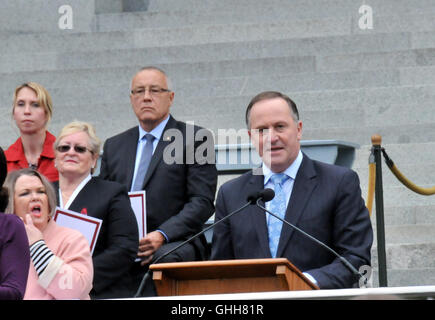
[210,91,373,289]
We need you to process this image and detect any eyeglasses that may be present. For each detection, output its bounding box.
[130,86,171,97]
[56,145,93,154]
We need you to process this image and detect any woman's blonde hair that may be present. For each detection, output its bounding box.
[54,121,101,174]
[4,168,57,218]
[12,82,53,123]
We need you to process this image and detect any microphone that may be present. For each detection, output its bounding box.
[247,188,275,203]
[254,188,365,283]
[134,192,259,297]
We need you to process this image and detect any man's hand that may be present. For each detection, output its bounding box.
[138,231,165,266]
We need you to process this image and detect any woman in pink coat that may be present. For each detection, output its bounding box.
[5,168,93,300]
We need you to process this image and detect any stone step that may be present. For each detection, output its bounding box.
[1,67,412,100]
[97,11,435,39]
[317,48,435,73]
[96,1,435,32]
[4,96,434,146]
[352,12,435,35]
[368,205,435,226]
[1,73,414,131]
[353,142,435,169]
[145,0,435,16]
[3,17,433,58]
[0,31,137,55]
[364,185,435,209]
[94,0,123,14]
[372,224,435,245]
[168,84,435,115]
[97,9,435,38]
[97,8,351,32]
[302,123,435,146]
[361,184,435,209]
[413,31,435,50]
[4,82,433,118]
[2,69,435,133]
[0,32,419,73]
[0,17,353,55]
[0,55,316,85]
[3,44,435,80]
[401,66,435,86]
[370,268,435,287]
[2,101,435,149]
[183,107,435,146]
[173,106,435,138]
[3,110,432,150]
[0,0,95,34]
[360,165,435,185]
[371,243,435,270]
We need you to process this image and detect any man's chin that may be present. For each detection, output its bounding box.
[262,159,288,173]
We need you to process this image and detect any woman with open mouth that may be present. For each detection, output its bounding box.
[4,168,93,299]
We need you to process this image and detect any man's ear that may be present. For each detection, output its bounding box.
[169,91,175,105]
[297,120,303,141]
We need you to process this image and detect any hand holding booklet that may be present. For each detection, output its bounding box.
[53,207,102,254]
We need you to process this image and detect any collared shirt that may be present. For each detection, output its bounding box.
[263,149,303,223]
[58,174,92,210]
[4,131,59,182]
[131,115,170,243]
[130,115,170,192]
[261,150,318,285]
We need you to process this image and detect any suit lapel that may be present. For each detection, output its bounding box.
[125,128,140,190]
[247,170,273,258]
[277,155,318,257]
[53,179,94,215]
[53,181,60,204]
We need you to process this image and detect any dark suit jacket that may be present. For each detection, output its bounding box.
[99,115,217,260]
[211,154,373,289]
[54,177,139,299]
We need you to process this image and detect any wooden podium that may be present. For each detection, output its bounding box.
[149,258,319,296]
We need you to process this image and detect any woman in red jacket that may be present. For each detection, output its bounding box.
[5,82,58,182]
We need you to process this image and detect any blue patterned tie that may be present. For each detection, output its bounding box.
[132,134,155,191]
[268,173,290,258]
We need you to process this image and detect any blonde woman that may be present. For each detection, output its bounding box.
[53,121,138,299]
[5,82,58,182]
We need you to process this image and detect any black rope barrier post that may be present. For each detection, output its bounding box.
[371,134,388,287]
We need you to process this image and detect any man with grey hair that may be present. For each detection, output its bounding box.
[100,66,217,296]
[211,91,373,289]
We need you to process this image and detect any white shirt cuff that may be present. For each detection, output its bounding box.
[303,272,318,286]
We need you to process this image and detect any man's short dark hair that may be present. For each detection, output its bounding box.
[245,91,299,128]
